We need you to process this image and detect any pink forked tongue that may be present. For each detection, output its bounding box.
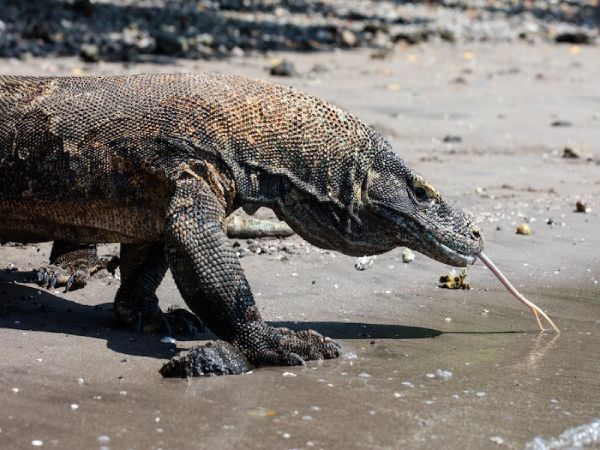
[477,251,560,333]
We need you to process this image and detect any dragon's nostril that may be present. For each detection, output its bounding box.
[472,227,481,239]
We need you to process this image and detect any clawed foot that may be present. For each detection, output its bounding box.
[36,264,90,292]
[235,324,341,367]
[165,306,206,336]
[36,255,119,292]
[115,299,204,338]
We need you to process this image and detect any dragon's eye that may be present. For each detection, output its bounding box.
[412,176,440,204]
[414,186,429,202]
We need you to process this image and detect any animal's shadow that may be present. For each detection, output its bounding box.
[0,270,441,360]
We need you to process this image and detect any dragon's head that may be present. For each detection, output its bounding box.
[347,149,483,265]
[275,147,483,265]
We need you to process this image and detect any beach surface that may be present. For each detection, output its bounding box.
[1,42,599,449]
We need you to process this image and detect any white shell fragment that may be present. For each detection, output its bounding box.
[355,256,374,271]
[401,248,415,263]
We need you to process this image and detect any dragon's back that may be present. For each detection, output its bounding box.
[0,73,385,242]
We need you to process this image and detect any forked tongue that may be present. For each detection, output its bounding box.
[477,251,560,333]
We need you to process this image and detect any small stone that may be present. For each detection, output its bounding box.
[551,120,572,127]
[516,223,532,235]
[575,200,591,213]
[270,59,296,77]
[435,369,453,380]
[490,436,504,445]
[355,256,374,270]
[160,336,176,344]
[401,248,415,263]
[79,44,100,62]
[563,146,593,160]
[70,404,79,411]
[154,31,188,55]
[340,29,358,47]
[230,46,244,57]
[31,440,43,447]
[310,63,330,74]
[555,32,594,45]
[443,135,462,143]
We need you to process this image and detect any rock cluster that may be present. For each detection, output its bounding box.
[0,0,597,61]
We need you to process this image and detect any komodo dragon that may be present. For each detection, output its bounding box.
[0,73,483,367]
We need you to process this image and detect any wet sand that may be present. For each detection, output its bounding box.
[1,43,600,449]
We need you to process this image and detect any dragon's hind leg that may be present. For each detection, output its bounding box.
[37,241,119,291]
[113,242,203,337]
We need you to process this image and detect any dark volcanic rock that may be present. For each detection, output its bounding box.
[160,341,253,378]
[79,44,100,62]
[0,0,597,62]
[555,32,595,44]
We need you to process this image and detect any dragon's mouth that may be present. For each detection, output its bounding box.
[434,241,478,266]
[416,229,480,267]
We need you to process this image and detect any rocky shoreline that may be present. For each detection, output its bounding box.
[0,0,598,62]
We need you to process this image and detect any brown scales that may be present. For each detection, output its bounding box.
[2,73,547,373]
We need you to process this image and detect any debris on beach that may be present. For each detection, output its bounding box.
[269,59,297,77]
[401,248,415,263]
[516,223,532,235]
[575,200,591,213]
[443,135,462,143]
[438,269,471,290]
[1,0,596,62]
[355,256,375,271]
[562,146,593,160]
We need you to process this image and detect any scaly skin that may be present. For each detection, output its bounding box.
[0,73,483,367]
[36,241,119,291]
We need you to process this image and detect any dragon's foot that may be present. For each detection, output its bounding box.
[36,264,90,292]
[160,341,253,377]
[235,324,341,367]
[165,306,206,336]
[36,254,118,292]
[115,297,203,337]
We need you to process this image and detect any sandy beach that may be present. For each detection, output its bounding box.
[1,41,599,449]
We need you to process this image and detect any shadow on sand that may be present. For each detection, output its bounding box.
[1,270,444,361]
